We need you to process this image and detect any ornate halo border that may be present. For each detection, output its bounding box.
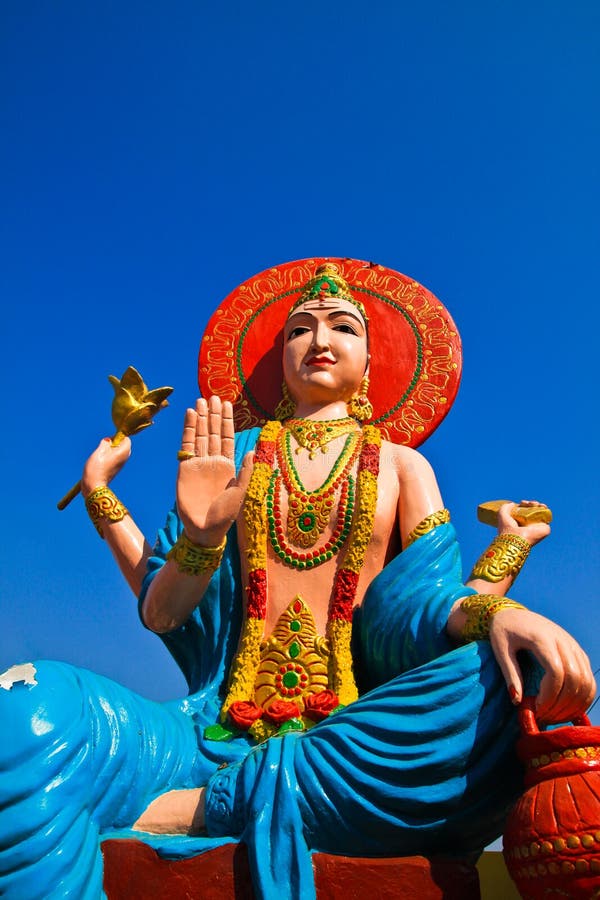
[198,258,463,447]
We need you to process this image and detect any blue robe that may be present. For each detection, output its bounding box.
[0,428,529,899]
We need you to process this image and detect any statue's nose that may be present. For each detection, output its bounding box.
[311,322,330,351]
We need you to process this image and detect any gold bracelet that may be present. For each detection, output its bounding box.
[405,509,450,546]
[469,533,531,583]
[85,486,128,538]
[167,532,226,577]
[461,593,527,642]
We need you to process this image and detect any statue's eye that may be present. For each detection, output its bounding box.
[333,323,358,335]
[287,326,310,340]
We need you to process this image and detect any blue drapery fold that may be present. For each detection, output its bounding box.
[0,427,525,899]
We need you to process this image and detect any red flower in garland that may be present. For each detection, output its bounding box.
[264,699,301,725]
[304,690,340,722]
[228,700,264,730]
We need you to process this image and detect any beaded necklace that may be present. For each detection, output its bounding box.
[276,428,362,553]
[214,419,382,744]
[267,472,355,567]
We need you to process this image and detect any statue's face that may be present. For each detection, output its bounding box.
[282,297,369,407]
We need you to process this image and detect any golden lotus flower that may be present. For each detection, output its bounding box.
[57,365,174,510]
[108,366,173,444]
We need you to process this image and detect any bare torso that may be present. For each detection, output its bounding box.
[237,433,402,637]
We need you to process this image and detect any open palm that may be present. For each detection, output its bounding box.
[176,396,252,546]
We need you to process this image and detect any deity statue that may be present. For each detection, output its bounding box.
[0,259,595,899]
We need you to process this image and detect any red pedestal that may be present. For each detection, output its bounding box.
[102,840,481,899]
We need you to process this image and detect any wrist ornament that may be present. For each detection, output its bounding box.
[85,486,128,538]
[461,593,527,642]
[167,532,227,577]
[405,509,450,546]
[469,532,531,583]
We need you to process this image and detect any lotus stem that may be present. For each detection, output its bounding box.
[57,480,83,511]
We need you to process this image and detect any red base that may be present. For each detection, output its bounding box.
[102,840,481,899]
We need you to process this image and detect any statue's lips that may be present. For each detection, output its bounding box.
[306,357,335,367]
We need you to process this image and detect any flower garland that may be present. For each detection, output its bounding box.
[211,420,382,744]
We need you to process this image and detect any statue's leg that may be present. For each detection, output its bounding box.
[204,641,526,900]
[0,660,203,900]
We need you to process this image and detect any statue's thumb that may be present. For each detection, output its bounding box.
[236,452,254,492]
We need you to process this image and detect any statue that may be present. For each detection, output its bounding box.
[0,258,595,899]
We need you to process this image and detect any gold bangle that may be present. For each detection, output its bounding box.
[167,532,226,577]
[85,486,128,538]
[405,509,450,546]
[461,593,527,642]
[469,533,531,583]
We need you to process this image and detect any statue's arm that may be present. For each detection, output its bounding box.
[141,397,252,634]
[81,436,153,597]
[465,500,551,597]
[394,446,596,723]
[394,444,445,549]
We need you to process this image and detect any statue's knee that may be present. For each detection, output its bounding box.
[0,660,87,763]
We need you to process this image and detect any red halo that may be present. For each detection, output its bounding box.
[198,257,462,447]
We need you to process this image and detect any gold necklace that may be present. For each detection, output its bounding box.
[285,417,359,458]
[277,428,361,549]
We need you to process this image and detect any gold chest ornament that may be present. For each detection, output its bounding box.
[254,595,329,712]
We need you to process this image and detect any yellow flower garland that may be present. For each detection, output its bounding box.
[220,420,382,736]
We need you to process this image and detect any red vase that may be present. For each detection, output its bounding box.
[503,698,600,899]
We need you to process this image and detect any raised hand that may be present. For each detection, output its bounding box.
[176,396,252,546]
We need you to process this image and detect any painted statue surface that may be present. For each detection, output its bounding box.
[0,259,595,900]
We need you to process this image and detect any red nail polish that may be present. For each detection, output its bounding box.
[103,437,111,442]
[509,686,519,703]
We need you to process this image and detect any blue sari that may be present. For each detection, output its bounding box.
[0,429,526,899]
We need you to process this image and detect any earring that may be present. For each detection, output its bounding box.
[347,375,373,422]
[274,381,296,421]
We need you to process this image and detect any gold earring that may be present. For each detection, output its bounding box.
[274,381,296,421]
[348,375,373,422]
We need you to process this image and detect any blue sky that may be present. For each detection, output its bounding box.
[1,2,598,727]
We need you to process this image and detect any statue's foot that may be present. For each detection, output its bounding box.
[132,788,206,835]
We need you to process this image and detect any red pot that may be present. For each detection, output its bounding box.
[503,698,600,899]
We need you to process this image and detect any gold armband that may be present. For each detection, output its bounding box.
[405,509,450,546]
[85,486,128,538]
[167,532,226,577]
[469,533,531,583]
[461,593,527,642]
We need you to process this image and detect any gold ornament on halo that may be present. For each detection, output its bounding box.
[57,366,173,510]
[347,375,373,422]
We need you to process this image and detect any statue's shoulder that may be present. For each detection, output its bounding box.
[380,438,436,482]
[380,437,429,463]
